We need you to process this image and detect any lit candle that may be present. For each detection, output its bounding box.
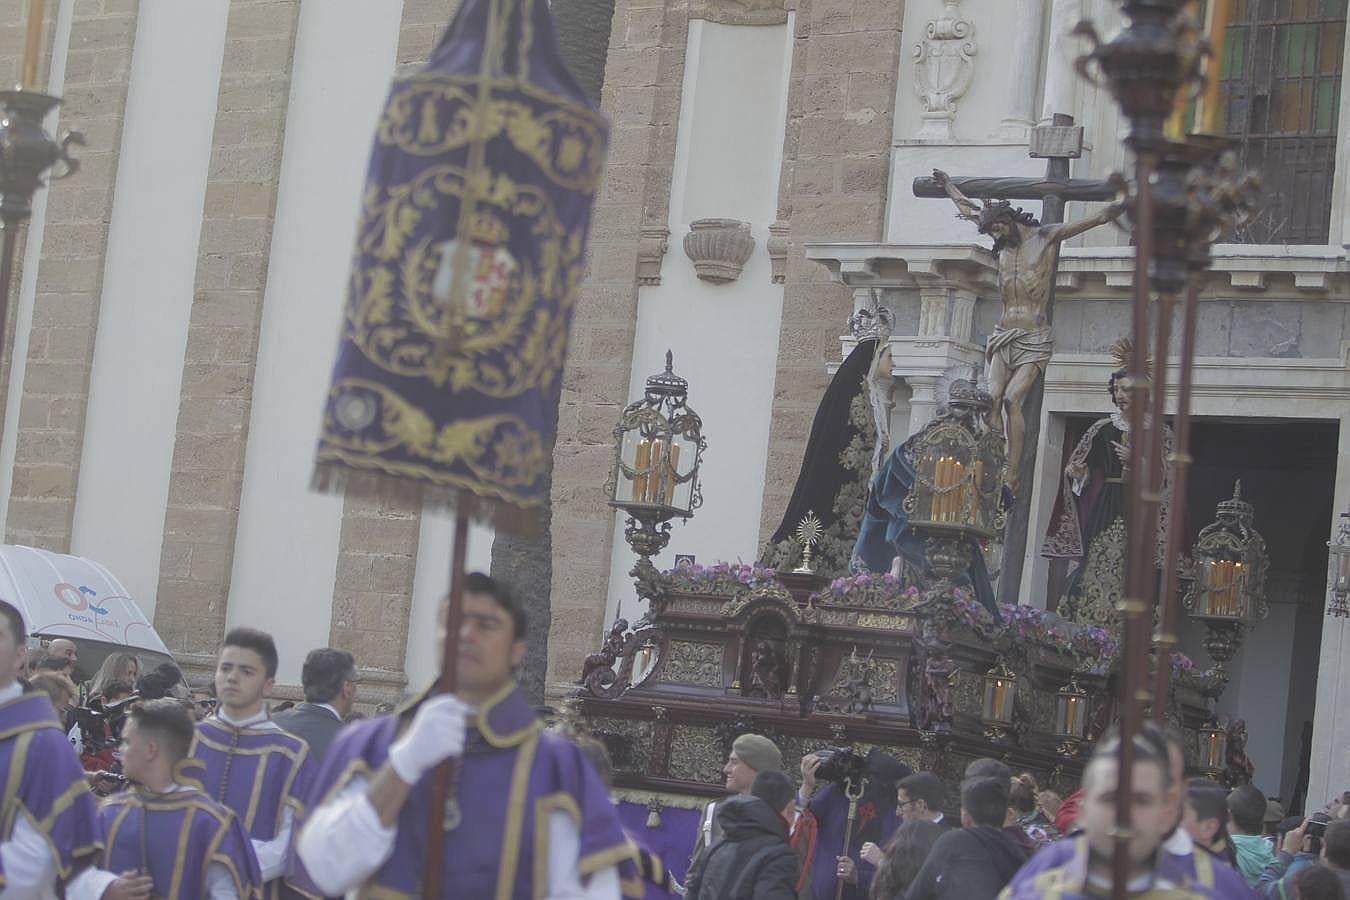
[21,0,44,90]
[663,441,680,505]
[1196,0,1234,134]
[1165,0,1202,139]
[949,460,965,523]
[633,438,652,503]
[1066,695,1081,735]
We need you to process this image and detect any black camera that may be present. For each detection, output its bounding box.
[1308,814,1331,839]
[811,747,867,785]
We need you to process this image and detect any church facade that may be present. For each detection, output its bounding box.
[0,0,1347,812]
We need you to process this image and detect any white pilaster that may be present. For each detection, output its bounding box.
[1041,0,1082,123]
[997,0,1047,141]
[224,0,402,684]
[70,0,230,619]
[1308,413,1350,809]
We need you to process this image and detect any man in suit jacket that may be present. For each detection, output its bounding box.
[273,647,356,762]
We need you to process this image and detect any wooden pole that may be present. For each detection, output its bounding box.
[21,0,43,90]
[1112,150,1156,900]
[1152,278,1202,719]
[421,507,472,900]
[834,779,864,900]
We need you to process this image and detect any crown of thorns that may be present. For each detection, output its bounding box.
[977,200,1039,232]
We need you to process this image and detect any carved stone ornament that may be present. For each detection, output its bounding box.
[683,218,755,284]
[912,0,977,142]
[636,224,670,286]
[767,221,789,284]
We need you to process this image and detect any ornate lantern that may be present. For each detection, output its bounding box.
[1183,482,1268,675]
[1052,677,1090,756]
[1197,720,1227,776]
[903,381,1007,581]
[981,659,1017,741]
[1327,510,1350,618]
[605,351,706,595]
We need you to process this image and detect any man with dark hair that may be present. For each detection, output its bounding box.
[898,772,949,826]
[900,776,1025,900]
[191,626,314,899]
[1230,784,1276,885]
[1001,733,1251,898]
[1184,783,1237,866]
[687,771,800,900]
[0,598,103,897]
[1323,820,1350,892]
[273,648,356,761]
[966,757,1012,783]
[298,573,635,897]
[69,699,262,900]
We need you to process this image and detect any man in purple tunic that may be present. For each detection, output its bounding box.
[190,628,315,899]
[999,733,1256,899]
[0,599,105,899]
[70,699,263,900]
[297,573,636,898]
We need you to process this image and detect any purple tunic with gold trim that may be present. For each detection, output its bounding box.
[190,718,314,899]
[999,834,1258,899]
[305,684,640,899]
[97,786,263,900]
[0,692,102,890]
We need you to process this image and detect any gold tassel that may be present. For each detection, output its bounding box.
[646,798,662,829]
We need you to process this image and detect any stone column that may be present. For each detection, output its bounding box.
[4,0,139,551]
[153,0,300,677]
[906,375,942,435]
[997,0,1046,141]
[1041,0,1081,123]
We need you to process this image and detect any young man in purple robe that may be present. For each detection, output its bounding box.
[190,628,315,899]
[297,572,636,898]
[69,699,263,900]
[999,732,1256,899]
[0,599,106,898]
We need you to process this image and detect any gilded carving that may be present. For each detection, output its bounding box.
[824,656,901,706]
[663,640,723,686]
[669,724,725,783]
[589,716,653,773]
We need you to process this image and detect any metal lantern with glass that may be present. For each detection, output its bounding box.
[1183,482,1269,677]
[981,659,1018,741]
[1053,677,1090,756]
[1327,509,1350,618]
[902,381,1007,583]
[1197,720,1227,777]
[606,350,706,600]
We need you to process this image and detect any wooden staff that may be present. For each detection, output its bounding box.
[835,776,866,900]
[421,507,471,899]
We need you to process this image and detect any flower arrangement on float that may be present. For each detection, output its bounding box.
[662,560,779,594]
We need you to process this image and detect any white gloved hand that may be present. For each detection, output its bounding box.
[387,694,471,784]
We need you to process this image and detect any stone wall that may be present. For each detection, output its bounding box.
[757,0,904,541]
[5,0,138,552]
[152,0,300,671]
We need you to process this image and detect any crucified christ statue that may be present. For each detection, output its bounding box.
[932,168,1127,495]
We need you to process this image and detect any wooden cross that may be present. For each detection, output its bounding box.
[912,114,1121,609]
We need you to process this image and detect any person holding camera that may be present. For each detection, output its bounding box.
[799,747,910,899]
[1258,815,1349,899]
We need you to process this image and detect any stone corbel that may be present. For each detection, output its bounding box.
[913,0,977,142]
[636,224,670,286]
[767,221,790,284]
[684,218,756,284]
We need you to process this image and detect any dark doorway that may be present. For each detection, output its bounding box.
[1044,416,1334,804]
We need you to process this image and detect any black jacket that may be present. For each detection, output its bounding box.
[901,825,1027,900]
[271,702,343,762]
[687,796,799,900]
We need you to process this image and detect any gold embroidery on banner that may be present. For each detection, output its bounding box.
[378,76,607,193]
[346,163,580,394]
[320,380,550,491]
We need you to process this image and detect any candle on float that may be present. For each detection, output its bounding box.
[663,440,680,505]
[633,437,652,503]
[1164,0,1203,139]
[1196,0,1234,134]
[949,460,965,523]
[21,0,44,90]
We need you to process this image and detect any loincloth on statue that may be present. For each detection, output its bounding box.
[985,324,1054,371]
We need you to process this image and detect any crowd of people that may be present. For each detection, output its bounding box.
[1,575,1346,899]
